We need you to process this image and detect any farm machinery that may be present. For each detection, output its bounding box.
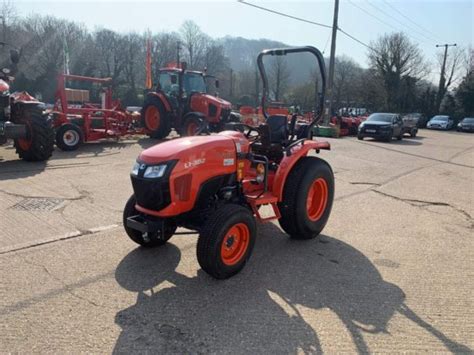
[52,74,144,151]
[141,63,238,139]
[123,46,334,279]
[0,46,54,161]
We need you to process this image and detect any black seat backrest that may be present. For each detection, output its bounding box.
[266,115,288,144]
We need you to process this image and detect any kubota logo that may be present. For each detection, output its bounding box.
[184,158,206,169]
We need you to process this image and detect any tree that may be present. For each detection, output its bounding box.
[179,20,209,69]
[368,32,427,111]
[269,56,290,101]
[333,56,363,110]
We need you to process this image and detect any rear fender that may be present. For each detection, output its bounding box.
[147,92,172,112]
[273,140,330,201]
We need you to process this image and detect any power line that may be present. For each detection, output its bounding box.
[237,0,332,29]
[237,0,377,54]
[346,0,427,44]
[337,27,377,53]
[364,0,435,43]
[381,0,443,42]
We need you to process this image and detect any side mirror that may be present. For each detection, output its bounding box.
[170,75,177,85]
[215,79,219,88]
[10,49,20,64]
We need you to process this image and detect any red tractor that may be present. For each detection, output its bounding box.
[0,45,54,161]
[123,46,334,279]
[141,63,237,138]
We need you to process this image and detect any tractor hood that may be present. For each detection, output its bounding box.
[138,135,236,166]
[202,94,231,108]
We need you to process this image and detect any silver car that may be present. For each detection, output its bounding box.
[427,115,454,130]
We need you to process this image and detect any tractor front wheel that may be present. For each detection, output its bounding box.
[55,123,83,151]
[278,157,334,240]
[123,195,176,248]
[181,115,205,136]
[197,204,256,279]
[14,108,54,161]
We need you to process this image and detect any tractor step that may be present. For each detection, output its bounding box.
[246,191,281,222]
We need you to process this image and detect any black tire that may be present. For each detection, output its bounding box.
[197,204,256,279]
[181,115,205,136]
[123,195,176,248]
[357,134,363,140]
[397,131,403,140]
[278,157,334,240]
[410,128,417,138]
[141,95,171,139]
[14,108,54,161]
[55,123,83,151]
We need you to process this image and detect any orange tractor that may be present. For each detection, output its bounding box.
[123,46,334,279]
[141,63,238,138]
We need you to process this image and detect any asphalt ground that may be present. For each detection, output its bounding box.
[0,129,472,353]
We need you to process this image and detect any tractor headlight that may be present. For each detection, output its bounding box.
[144,164,167,178]
[131,161,140,176]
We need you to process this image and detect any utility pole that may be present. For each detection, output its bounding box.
[176,41,181,66]
[435,43,456,113]
[229,68,233,98]
[324,0,339,125]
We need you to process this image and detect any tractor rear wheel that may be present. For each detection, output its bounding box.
[141,96,171,139]
[278,157,334,240]
[55,123,83,151]
[197,204,256,279]
[14,108,54,161]
[123,195,176,248]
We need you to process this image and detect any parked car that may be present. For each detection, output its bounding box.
[358,113,403,142]
[403,112,427,128]
[426,115,454,130]
[457,117,474,132]
[401,114,419,137]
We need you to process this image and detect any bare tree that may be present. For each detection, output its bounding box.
[368,32,427,111]
[269,56,290,101]
[333,56,362,110]
[179,20,208,69]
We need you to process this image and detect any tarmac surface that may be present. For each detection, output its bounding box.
[0,129,472,353]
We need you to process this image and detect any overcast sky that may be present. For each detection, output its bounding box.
[15,0,473,72]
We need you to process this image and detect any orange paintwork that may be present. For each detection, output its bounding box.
[137,134,241,216]
[272,140,330,201]
[190,94,232,123]
[306,177,329,221]
[220,223,250,265]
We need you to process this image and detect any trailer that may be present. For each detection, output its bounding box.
[52,74,145,151]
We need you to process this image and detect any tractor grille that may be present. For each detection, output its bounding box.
[209,103,218,117]
[131,175,172,211]
[221,108,231,121]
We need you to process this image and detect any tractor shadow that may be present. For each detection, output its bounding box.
[113,223,470,354]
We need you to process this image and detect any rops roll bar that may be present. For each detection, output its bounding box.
[257,46,327,138]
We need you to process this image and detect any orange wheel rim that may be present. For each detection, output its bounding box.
[145,106,160,131]
[17,122,32,150]
[306,178,329,221]
[221,223,250,266]
[187,122,198,136]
